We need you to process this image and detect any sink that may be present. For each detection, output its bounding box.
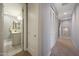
[10,29,21,34]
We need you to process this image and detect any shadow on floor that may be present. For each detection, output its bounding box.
[15,51,32,56]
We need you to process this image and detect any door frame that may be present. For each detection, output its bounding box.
[22,3,28,51]
[3,3,27,56]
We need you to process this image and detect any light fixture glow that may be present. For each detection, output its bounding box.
[17,16,22,21]
[64,12,67,15]
[64,28,68,31]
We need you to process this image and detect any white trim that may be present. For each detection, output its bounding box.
[22,4,28,51]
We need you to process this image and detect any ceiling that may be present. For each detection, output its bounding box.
[54,3,76,20]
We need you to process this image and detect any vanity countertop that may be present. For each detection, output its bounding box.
[10,29,21,34]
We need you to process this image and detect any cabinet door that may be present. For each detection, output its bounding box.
[28,4,39,56]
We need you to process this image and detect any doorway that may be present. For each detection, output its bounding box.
[3,3,24,56]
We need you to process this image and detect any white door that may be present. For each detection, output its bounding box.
[28,4,38,56]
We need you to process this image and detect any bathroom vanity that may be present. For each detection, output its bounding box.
[10,31,21,46]
[9,20,22,46]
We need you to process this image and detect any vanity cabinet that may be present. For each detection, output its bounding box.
[11,32,21,46]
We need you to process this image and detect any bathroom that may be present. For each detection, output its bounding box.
[3,3,23,55]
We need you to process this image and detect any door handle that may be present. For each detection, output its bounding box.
[34,34,36,37]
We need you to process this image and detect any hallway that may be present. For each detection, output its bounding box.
[50,37,79,56]
[0,3,79,56]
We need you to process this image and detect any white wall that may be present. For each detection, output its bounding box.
[72,4,79,48]
[3,15,15,40]
[3,4,22,17]
[39,4,51,56]
[39,4,58,56]
[50,7,58,53]
[3,4,23,40]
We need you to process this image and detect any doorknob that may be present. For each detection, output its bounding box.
[34,34,36,37]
